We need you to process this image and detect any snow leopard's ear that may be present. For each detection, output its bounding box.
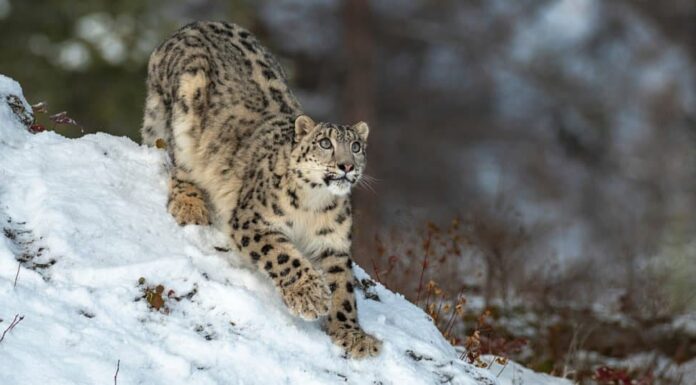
[353,121,369,141]
[294,115,316,140]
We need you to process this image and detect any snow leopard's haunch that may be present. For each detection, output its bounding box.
[141,21,380,358]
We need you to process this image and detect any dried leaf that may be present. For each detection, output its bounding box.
[48,111,79,126]
[31,101,48,114]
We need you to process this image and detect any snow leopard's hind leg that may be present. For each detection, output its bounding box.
[141,81,209,226]
[166,68,212,226]
[141,90,168,148]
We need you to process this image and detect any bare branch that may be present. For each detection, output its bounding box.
[13,263,20,288]
[114,359,120,385]
[0,314,25,343]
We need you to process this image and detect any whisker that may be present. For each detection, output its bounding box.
[360,174,381,182]
[357,178,377,194]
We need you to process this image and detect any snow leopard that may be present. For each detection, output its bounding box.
[141,21,381,358]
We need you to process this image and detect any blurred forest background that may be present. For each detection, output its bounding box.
[2,0,696,382]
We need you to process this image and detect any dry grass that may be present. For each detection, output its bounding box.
[365,214,692,384]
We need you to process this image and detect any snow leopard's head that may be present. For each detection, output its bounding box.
[292,115,369,196]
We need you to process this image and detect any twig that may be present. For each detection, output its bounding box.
[443,290,465,337]
[13,263,20,288]
[424,284,433,310]
[563,323,596,381]
[561,324,581,378]
[495,358,510,378]
[415,232,432,305]
[368,253,383,283]
[487,354,496,369]
[114,359,120,385]
[0,314,24,343]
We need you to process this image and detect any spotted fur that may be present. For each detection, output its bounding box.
[141,21,380,358]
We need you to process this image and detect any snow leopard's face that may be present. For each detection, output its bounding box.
[293,116,369,196]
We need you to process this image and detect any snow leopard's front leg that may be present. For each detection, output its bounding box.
[230,210,331,320]
[317,239,382,358]
[168,168,210,226]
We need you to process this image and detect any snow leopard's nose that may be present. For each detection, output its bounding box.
[338,163,354,173]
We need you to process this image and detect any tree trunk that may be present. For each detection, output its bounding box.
[342,0,375,123]
[342,0,378,267]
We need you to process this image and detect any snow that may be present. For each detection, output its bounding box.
[486,357,574,385]
[590,352,696,385]
[674,313,696,336]
[0,74,32,144]
[0,75,568,384]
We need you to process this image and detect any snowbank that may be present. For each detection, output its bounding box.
[487,357,573,385]
[0,75,565,384]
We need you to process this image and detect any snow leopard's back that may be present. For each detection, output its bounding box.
[141,21,303,221]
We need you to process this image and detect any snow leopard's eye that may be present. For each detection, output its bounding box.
[319,138,332,149]
[351,142,361,153]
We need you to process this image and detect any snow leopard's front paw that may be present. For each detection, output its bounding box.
[168,191,210,226]
[280,267,331,320]
[330,327,382,359]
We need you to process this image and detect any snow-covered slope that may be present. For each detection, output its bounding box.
[0,75,567,385]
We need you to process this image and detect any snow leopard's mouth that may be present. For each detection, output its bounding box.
[324,175,356,185]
